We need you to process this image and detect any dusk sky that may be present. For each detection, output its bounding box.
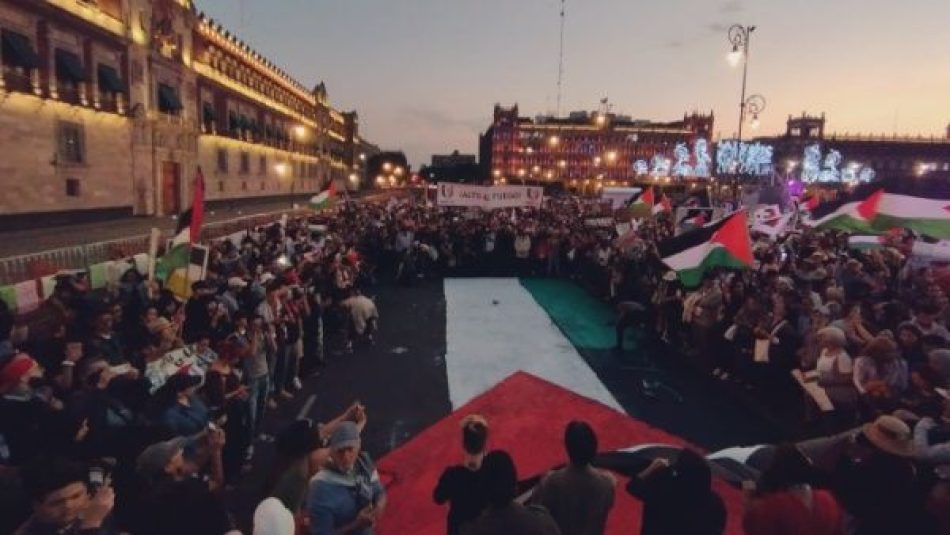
[204,0,950,167]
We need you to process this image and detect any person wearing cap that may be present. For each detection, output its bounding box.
[264,403,367,516]
[129,429,233,535]
[306,420,386,535]
[462,450,560,535]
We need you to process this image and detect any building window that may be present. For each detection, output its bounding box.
[259,155,267,175]
[65,178,81,197]
[239,152,250,174]
[57,121,85,165]
[260,181,266,191]
[201,102,215,132]
[157,83,183,115]
[218,181,224,192]
[1,29,39,92]
[55,49,88,104]
[96,64,124,110]
[216,149,228,172]
[241,181,247,191]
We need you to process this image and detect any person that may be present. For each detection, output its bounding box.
[625,449,726,535]
[853,335,908,409]
[461,450,561,535]
[340,289,379,350]
[14,457,116,535]
[129,431,233,535]
[533,421,615,535]
[433,414,490,535]
[815,327,859,421]
[911,302,950,342]
[204,341,252,479]
[306,421,386,535]
[742,444,845,535]
[614,301,648,352]
[265,403,367,516]
[158,374,210,437]
[913,397,950,464]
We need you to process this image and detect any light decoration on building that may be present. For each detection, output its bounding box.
[819,149,842,183]
[672,143,692,177]
[802,144,822,182]
[714,140,774,176]
[693,139,712,177]
[799,144,876,184]
[633,160,649,176]
[650,155,671,177]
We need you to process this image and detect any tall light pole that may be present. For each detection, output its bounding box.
[727,25,755,147]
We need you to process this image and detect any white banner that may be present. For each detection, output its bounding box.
[436,183,543,209]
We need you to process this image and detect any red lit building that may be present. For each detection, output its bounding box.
[479,104,713,191]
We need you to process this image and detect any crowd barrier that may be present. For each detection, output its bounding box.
[0,209,306,315]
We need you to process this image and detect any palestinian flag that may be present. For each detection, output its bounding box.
[869,179,950,238]
[658,211,754,287]
[799,194,820,212]
[652,194,672,216]
[627,187,655,219]
[309,182,336,211]
[803,185,882,233]
[847,235,887,251]
[156,168,204,283]
[361,277,759,534]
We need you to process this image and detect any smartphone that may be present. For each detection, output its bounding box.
[89,466,105,490]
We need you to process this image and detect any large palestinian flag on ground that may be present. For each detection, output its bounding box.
[804,177,950,238]
[658,211,754,287]
[257,277,779,535]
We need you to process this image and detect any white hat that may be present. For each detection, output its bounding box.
[252,498,295,535]
[228,277,247,288]
[259,272,276,284]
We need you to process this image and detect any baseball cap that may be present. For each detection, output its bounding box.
[328,421,361,451]
[228,277,248,288]
[136,436,189,481]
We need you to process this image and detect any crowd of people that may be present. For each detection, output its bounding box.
[0,190,947,534]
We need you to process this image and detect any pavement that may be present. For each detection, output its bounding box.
[0,197,310,258]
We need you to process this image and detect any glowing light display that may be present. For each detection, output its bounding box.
[672,143,692,177]
[715,140,774,175]
[633,160,649,175]
[693,139,712,177]
[650,155,671,177]
[819,149,842,183]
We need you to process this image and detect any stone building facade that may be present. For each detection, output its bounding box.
[0,0,365,228]
[480,104,713,193]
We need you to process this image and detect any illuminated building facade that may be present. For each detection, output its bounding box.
[480,104,713,191]
[756,113,950,181]
[0,0,366,228]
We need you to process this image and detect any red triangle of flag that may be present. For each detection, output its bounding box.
[642,187,655,206]
[711,212,754,265]
[856,189,884,220]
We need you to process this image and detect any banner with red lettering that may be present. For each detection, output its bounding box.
[436,183,544,209]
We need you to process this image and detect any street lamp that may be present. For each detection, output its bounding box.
[727,24,760,181]
[744,94,766,130]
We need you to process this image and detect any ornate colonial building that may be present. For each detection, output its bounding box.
[479,104,713,192]
[0,0,366,227]
[755,113,950,180]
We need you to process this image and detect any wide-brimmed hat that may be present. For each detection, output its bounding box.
[862,415,915,458]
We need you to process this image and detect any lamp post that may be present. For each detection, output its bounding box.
[727,24,770,191]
